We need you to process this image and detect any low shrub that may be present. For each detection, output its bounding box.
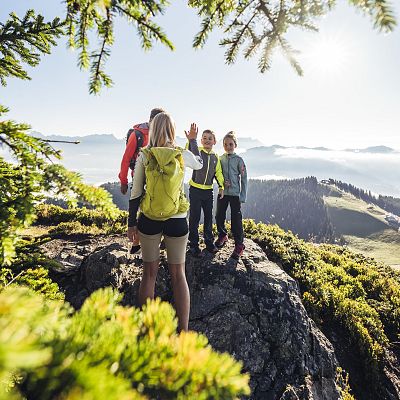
[243,219,400,369]
[0,287,250,399]
[35,204,127,227]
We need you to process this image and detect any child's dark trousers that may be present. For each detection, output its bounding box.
[216,195,244,245]
[188,186,214,248]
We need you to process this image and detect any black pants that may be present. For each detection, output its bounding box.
[216,195,244,245]
[188,186,214,248]
[138,213,188,236]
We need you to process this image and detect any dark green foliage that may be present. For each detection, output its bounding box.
[0,10,64,86]
[0,237,64,300]
[0,267,64,301]
[0,287,250,399]
[1,1,396,93]
[0,107,120,265]
[243,177,337,242]
[36,203,127,226]
[243,219,400,372]
[378,196,400,217]
[36,204,127,235]
[0,106,59,264]
[65,0,174,93]
[336,368,356,400]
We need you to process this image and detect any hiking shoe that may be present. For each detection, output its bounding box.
[130,244,141,255]
[205,244,219,254]
[215,235,228,249]
[230,243,245,260]
[189,246,202,258]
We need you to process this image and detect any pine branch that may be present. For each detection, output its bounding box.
[114,5,174,50]
[225,0,258,33]
[221,12,258,64]
[193,1,226,48]
[1,0,397,92]
[348,0,396,32]
[64,0,174,92]
[89,9,113,94]
[0,10,64,85]
[76,3,91,69]
[243,29,263,59]
[279,37,303,75]
[258,33,278,73]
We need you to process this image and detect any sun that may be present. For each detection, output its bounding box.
[303,35,350,75]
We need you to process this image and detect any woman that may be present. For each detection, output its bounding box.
[127,112,202,331]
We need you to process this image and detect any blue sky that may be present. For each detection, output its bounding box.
[1,1,399,149]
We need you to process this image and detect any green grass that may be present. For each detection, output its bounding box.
[18,226,50,237]
[324,193,388,231]
[324,193,400,266]
[344,232,400,266]
[327,207,388,236]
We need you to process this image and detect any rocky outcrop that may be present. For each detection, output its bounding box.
[42,235,344,399]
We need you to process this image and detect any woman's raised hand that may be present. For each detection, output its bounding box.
[185,123,198,141]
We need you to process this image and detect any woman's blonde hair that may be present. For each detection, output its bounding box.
[148,112,176,148]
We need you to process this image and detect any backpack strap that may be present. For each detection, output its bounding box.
[126,129,146,171]
[174,147,185,170]
[134,130,144,158]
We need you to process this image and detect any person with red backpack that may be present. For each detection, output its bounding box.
[118,108,165,195]
[119,108,164,254]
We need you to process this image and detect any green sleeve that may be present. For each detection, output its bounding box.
[215,157,225,189]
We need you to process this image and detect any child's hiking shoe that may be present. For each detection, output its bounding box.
[230,243,245,260]
[215,234,228,249]
[189,246,202,258]
[205,243,219,254]
[130,244,141,255]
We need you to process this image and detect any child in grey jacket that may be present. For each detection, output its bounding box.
[215,131,248,259]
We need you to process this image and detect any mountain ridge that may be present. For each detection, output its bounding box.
[30,132,398,153]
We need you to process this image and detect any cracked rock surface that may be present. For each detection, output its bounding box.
[42,235,343,400]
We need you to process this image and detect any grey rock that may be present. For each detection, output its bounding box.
[44,236,345,399]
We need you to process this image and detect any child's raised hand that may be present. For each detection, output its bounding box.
[185,123,198,140]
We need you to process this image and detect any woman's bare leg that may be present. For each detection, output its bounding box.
[169,263,190,332]
[138,260,159,306]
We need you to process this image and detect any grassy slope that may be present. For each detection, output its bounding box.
[324,190,400,267]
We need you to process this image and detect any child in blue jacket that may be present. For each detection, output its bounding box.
[215,131,248,259]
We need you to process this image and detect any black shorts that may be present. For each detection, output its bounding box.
[137,213,189,237]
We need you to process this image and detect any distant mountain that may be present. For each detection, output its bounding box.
[216,136,264,149]
[295,146,330,151]
[345,146,397,154]
[244,145,400,197]
[31,132,120,145]
[359,146,396,154]
[27,133,400,197]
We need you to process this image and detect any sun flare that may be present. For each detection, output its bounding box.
[304,35,350,75]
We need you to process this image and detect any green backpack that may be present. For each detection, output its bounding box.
[140,147,189,221]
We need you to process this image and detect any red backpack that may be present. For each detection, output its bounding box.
[126,123,149,171]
